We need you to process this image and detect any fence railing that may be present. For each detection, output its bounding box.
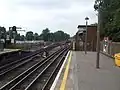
[100,41,120,56]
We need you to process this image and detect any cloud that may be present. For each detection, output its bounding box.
[15,0,77,9]
[0,0,97,36]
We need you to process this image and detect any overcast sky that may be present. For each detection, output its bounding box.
[0,0,97,36]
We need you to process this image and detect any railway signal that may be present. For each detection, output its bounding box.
[12,26,16,31]
[8,26,25,44]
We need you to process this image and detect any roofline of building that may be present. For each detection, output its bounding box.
[77,25,97,28]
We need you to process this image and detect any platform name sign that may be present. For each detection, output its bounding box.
[103,37,109,53]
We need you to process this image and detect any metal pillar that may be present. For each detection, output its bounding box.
[85,21,88,54]
[96,8,100,69]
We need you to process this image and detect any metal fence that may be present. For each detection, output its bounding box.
[100,41,120,56]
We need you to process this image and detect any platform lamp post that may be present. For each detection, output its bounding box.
[96,6,100,69]
[85,17,89,54]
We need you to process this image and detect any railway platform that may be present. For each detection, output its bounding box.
[0,49,21,61]
[0,49,21,55]
[0,49,21,56]
[51,51,120,90]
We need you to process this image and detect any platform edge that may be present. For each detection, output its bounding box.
[50,51,70,90]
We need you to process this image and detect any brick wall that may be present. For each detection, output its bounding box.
[87,26,97,51]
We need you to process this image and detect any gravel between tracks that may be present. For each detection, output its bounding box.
[0,46,61,88]
[0,56,43,87]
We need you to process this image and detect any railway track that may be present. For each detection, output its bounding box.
[0,51,44,87]
[0,43,59,76]
[0,45,62,87]
[0,43,57,71]
[0,51,32,66]
[0,46,69,90]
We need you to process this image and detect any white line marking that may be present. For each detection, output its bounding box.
[50,51,70,90]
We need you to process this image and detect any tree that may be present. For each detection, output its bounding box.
[53,31,70,42]
[38,34,43,40]
[16,33,21,40]
[54,31,62,41]
[0,27,6,39]
[49,33,54,42]
[20,35,25,41]
[94,0,120,41]
[26,31,34,41]
[16,28,71,42]
[64,33,70,40]
[42,28,50,34]
[41,28,50,41]
[34,33,39,40]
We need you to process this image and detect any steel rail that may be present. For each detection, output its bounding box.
[25,48,68,90]
[0,47,64,90]
[0,44,59,76]
[0,43,56,71]
[9,48,67,90]
[42,51,68,90]
[0,49,42,71]
[0,43,60,72]
[0,53,41,76]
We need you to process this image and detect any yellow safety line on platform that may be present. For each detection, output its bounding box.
[60,51,72,90]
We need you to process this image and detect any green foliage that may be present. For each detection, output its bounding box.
[49,33,54,42]
[15,34,25,41]
[1,27,70,42]
[0,27,6,39]
[54,31,64,41]
[94,0,120,42]
[53,31,70,41]
[41,28,50,41]
[16,33,21,40]
[26,31,34,41]
[34,33,39,40]
[9,29,17,39]
[40,29,70,42]
[20,35,25,41]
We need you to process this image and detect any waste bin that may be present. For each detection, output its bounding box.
[114,53,120,67]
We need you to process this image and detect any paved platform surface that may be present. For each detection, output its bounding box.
[0,49,21,55]
[55,51,120,90]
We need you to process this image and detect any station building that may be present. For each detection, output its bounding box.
[75,25,97,51]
